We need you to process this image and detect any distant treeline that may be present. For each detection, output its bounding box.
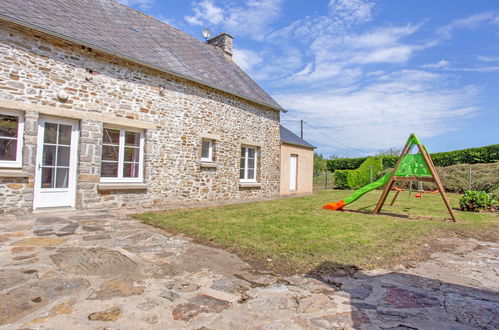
[327,144,499,172]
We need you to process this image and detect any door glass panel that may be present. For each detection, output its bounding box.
[0,138,17,161]
[125,131,140,146]
[55,168,69,188]
[58,124,72,145]
[101,162,118,177]
[42,145,56,166]
[123,163,139,178]
[41,167,55,188]
[57,146,70,167]
[44,123,57,144]
[0,114,18,137]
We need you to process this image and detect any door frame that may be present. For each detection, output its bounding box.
[289,154,298,191]
[33,115,79,209]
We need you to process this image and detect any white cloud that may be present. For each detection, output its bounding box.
[422,60,450,69]
[276,70,479,155]
[185,0,224,26]
[329,0,374,25]
[476,55,499,62]
[185,0,284,41]
[233,48,263,72]
[437,11,499,39]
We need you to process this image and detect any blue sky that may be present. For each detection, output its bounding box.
[120,0,499,157]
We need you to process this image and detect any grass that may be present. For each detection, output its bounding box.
[135,190,498,274]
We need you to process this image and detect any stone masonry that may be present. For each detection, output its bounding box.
[0,21,281,213]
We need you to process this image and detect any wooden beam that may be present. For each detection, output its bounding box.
[374,141,411,214]
[389,190,401,206]
[416,144,457,222]
[392,176,435,182]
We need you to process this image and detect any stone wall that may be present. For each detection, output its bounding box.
[0,21,281,213]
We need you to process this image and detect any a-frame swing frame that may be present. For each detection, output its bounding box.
[373,134,457,222]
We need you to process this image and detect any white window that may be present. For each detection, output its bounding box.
[201,139,213,162]
[0,109,24,168]
[240,146,257,182]
[100,127,144,182]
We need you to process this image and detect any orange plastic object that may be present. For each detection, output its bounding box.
[393,187,404,191]
[415,193,422,198]
[323,200,346,210]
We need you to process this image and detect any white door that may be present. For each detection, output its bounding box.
[33,117,79,209]
[289,154,298,191]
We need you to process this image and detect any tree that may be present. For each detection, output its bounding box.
[376,147,401,157]
[314,153,327,174]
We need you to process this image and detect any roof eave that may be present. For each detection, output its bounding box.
[281,140,316,149]
[0,13,287,113]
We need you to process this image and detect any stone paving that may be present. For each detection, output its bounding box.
[0,209,498,329]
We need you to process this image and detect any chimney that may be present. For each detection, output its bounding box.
[207,33,233,59]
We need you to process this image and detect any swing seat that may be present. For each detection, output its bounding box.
[393,187,404,192]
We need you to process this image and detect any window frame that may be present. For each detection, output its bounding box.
[240,145,258,183]
[0,109,24,168]
[100,126,145,183]
[200,139,213,162]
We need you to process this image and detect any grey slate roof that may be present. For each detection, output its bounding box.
[280,125,315,149]
[0,0,283,111]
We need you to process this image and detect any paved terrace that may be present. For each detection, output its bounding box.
[0,209,497,329]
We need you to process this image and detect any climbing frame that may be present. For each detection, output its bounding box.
[373,134,457,221]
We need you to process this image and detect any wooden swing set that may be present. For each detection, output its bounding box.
[373,134,457,222]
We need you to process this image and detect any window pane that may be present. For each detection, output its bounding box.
[0,114,19,138]
[58,124,72,145]
[0,138,17,161]
[248,169,255,180]
[41,167,55,188]
[248,148,255,158]
[102,145,119,161]
[201,140,211,159]
[124,147,140,162]
[42,145,56,166]
[101,162,118,177]
[103,128,120,144]
[57,146,70,167]
[55,168,69,188]
[125,131,140,146]
[44,123,57,144]
[240,168,245,179]
[123,163,139,178]
[240,157,245,170]
[241,147,245,158]
[248,157,255,169]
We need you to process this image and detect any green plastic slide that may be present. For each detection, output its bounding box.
[343,171,392,204]
[323,171,392,210]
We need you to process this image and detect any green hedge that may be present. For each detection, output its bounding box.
[334,157,384,190]
[327,144,499,172]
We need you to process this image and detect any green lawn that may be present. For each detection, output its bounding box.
[135,190,498,274]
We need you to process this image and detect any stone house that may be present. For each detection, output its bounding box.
[279,125,315,195]
[0,0,285,214]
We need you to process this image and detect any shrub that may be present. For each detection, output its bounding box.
[327,157,366,172]
[334,170,349,189]
[333,157,384,189]
[459,190,496,212]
